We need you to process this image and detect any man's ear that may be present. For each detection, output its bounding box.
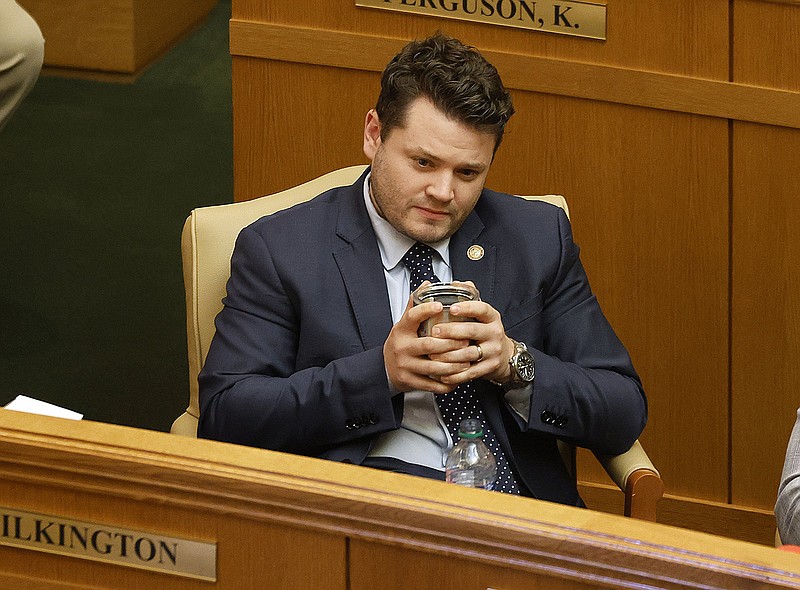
[363,109,382,160]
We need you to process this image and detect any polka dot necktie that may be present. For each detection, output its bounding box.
[402,242,520,494]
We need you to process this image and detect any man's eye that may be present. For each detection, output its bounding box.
[460,169,478,178]
[416,159,430,167]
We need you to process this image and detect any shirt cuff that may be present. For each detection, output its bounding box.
[504,383,533,424]
[386,369,401,396]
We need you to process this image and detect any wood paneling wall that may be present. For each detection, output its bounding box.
[229,0,800,544]
[732,1,800,511]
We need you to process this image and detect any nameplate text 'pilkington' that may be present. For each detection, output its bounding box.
[0,507,216,581]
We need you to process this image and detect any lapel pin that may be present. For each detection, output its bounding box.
[467,245,484,261]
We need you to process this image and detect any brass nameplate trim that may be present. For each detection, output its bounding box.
[356,0,607,40]
[0,507,216,581]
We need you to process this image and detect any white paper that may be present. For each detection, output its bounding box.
[4,395,83,420]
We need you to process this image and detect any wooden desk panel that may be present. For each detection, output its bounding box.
[492,93,730,502]
[732,123,800,509]
[734,0,800,92]
[232,58,373,198]
[350,542,599,590]
[730,0,800,510]
[2,411,799,589]
[233,0,730,79]
[17,0,218,76]
[0,412,345,589]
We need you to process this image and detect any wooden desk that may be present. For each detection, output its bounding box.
[1,409,799,589]
[17,0,218,79]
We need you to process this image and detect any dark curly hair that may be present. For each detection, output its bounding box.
[375,33,515,151]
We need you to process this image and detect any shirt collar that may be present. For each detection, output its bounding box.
[362,172,450,271]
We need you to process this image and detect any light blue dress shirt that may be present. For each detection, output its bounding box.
[361,173,531,472]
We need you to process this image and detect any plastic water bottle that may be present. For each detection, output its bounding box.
[445,418,497,490]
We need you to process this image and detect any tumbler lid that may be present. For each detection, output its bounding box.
[413,282,479,306]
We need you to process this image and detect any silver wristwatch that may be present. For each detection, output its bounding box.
[505,339,535,389]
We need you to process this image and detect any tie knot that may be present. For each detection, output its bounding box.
[402,242,439,291]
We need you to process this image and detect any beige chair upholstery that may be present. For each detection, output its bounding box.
[170,165,370,437]
[172,165,664,520]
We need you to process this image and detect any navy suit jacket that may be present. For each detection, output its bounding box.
[198,169,647,506]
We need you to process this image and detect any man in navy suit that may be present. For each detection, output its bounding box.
[198,33,646,505]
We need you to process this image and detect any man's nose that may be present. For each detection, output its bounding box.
[426,172,455,202]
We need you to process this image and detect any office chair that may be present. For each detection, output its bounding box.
[171,165,664,521]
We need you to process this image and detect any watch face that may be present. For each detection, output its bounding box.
[514,350,535,382]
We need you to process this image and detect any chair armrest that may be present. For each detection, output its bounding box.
[595,440,664,521]
[170,410,199,437]
[595,440,658,489]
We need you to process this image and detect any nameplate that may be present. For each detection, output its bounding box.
[0,507,216,581]
[356,0,607,40]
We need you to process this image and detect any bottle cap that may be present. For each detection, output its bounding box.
[457,418,483,439]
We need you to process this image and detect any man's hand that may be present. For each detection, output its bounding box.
[427,282,515,388]
[384,295,473,394]
[384,281,516,393]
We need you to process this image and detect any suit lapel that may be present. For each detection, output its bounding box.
[450,204,496,304]
[332,173,394,351]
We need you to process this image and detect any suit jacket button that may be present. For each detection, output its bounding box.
[556,416,568,428]
[345,419,354,430]
[368,413,379,425]
[541,410,552,424]
[354,417,363,428]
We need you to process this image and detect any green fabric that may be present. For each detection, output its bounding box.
[0,1,232,431]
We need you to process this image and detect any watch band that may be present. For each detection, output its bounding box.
[492,339,535,390]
